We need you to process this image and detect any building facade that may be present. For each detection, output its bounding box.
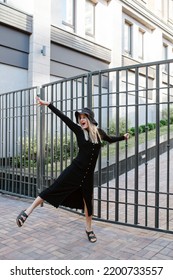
[0,0,173,93]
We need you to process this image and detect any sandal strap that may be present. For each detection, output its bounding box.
[16,210,28,227]
[86,230,97,242]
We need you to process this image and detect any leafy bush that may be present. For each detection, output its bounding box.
[148,123,155,130]
[139,125,146,133]
[14,135,78,167]
[161,106,173,120]
[160,119,167,126]
[128,127,135,136]
[138,126,143,134]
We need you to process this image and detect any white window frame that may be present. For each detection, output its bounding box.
[85,0,96,37]
[163,43,168,72]
[138,28,145,60]
[62,0,75,30]
[124,20,133,56]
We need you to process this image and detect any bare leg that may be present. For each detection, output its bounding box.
[84,200,92,232]
[84,200,97,242]
[25,196,44,216]
[16,196,44,227]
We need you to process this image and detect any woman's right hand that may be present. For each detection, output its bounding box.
[35,96,50,106]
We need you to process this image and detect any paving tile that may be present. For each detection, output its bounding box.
[1,193,173,260]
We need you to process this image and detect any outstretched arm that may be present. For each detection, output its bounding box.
[99,128,129,143]
[36,96,79,133]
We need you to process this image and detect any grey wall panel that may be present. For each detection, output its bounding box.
[0,3,32,33]
[0,46,28,69]
[50,61,89,78]
[51,43,108,77]
[0,25,29,52]
[51,25,111,63]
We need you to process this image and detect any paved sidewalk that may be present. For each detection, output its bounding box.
[0,193,173,260]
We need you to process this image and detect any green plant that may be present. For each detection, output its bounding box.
[128,127,135,136]
[161,106,173,120]
[139,124,146,133]
[148,123,155,130]
[160,119,167,126]
[138,126,143,134]
[13,135,78,168]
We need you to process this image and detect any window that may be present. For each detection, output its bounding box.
[163,43,168,59]
[163,43,168,72]
[124,21,132,55]
[62,0,75,30]
[138,29,144,59]
[85,0,95,36]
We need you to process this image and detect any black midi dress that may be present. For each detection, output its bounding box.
[39,103,125,216]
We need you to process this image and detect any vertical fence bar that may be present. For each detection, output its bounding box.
[60,82,64,173]
[70,80,74,162]
[27,91,31,197]
[166,63,170,230]
[115,70,120,221]
[134,68,139,225]
[81,76,85,109]
[106,72,110,220]
[145,66,149,227]
[97,72,102,218]
[87,73,92,108]
[50,85,54,180]
[125,69,128,223]
[64,82,67,168]
[36,87,41,195]
[19,91,23,195]
[12,92,15,194]
[155,64,160,229]
[38,87,45,195]
[4,94,8,191]
[15,92,18,194]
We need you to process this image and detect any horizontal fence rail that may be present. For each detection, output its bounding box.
[0,59,173,233]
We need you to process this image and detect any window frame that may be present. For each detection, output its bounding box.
[124,20,133,56]
[162,43,168,72]
[85,0,96,37]
[62,0,75,31]
[138,28,145,60]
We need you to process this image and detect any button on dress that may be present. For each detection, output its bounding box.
[39,103,125,216]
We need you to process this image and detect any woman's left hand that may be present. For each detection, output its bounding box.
[124,133,129,140]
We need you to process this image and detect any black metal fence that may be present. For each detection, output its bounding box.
[1,59,173,233]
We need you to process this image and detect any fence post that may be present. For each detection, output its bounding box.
[115,70,120,221]
[134,67,139,225]
[155,64,160,229]
[87,73,92,108]
[36,87,45,197]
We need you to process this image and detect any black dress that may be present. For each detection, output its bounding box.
[39,103,125,216]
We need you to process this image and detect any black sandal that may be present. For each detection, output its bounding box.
[16,210,28,227]
[86,230,97,243]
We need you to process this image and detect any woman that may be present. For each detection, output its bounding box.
[16,97,129,243]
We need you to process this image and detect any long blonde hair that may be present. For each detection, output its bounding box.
[79,117,101,143]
